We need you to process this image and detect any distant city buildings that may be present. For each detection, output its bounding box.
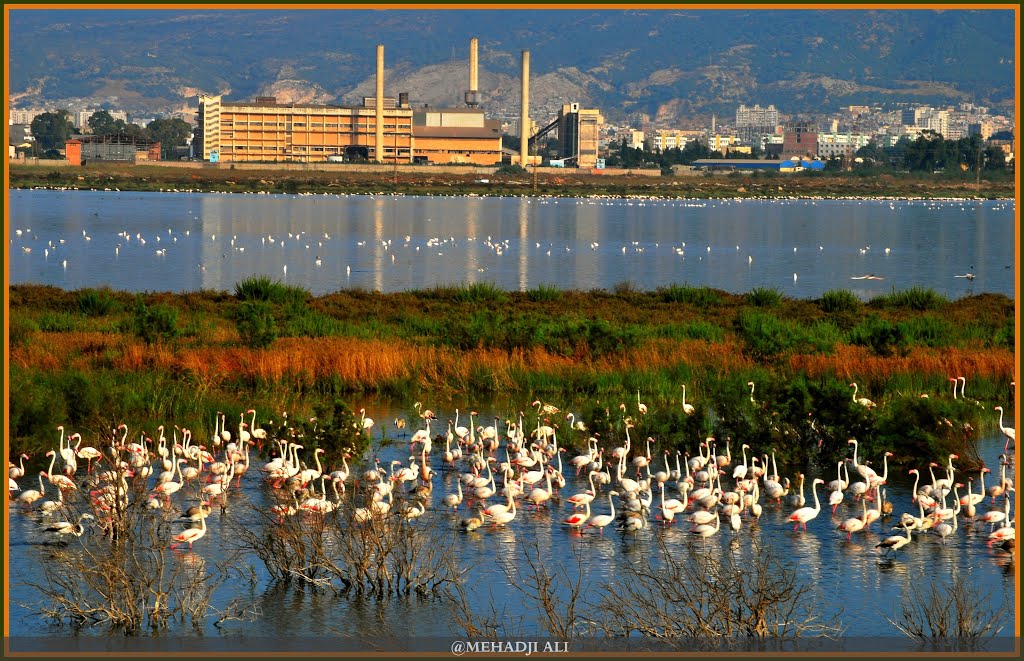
[735,103,779,146]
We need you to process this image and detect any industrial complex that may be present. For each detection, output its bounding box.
[192,40,602,168]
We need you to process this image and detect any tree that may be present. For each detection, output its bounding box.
[147,118,192,159]
[87,110,120,136]
[30,110,74,151]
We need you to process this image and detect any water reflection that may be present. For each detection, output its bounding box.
[9,191,1015,298]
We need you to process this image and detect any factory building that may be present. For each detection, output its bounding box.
[65,134,161,166]
[194,94,415,164]
[194,94,502,166]
[555,103,603,168]
[194,41,501,166]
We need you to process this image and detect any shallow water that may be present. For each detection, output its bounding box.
[7,407,1016,652]
[8,190,1016,298]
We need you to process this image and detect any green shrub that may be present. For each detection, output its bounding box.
[235,300,278,349]
[659,283,721,308]
[234,276,309,306]
[495,163,528,175]
[674,321,726,342]
[818,289,861,314]
[871,286,948,311]
[735,310,801,359]
[994,317,1015,350]
[900,315,954,348]
[453,282,508,304]
[76,288,117,317]
[527,283,562,303]
[613,280,638,296]
[744,287,783,308]
[806,321,842,354]
[9,314,39,347]
[848,315,906,356]
[130,298,180,345]
[37,311,79,332]
[281,311,345,338]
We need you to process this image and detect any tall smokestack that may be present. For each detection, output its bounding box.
[470,37,479,92]
[376,44,385,163]
[465,38,480,107]
[520,50,530,167]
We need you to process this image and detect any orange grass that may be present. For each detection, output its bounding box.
[789,345,1015,382]
[18,333,1013,395]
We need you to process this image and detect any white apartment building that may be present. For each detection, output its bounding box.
[816,133,872,159]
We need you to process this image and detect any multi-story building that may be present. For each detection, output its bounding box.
[816,133,872,160]
[901,106,950,137]
[555,103,603,168]
[195,94,501,165]
[651,129,702,152]
[782,122,818,158]
[735,103,779,146]
[708,134,744,154]
[628,129,645,150]
[75,109,128,130]
[9,108,47,125]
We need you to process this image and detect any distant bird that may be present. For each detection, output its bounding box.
[954,273,976,280]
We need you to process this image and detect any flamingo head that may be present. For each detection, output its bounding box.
[847,439,856,445]
[955,483,964,488]
[984,468,992,473]
[885,452,894,457]
[909,469,918,475]
[45,450,55,457]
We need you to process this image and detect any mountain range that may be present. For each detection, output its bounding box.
[8,9,1016,126]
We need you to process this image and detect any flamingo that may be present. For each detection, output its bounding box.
[171,508,208,549]
[994,406,1015,451]
[747,381,757,405]
[75,438,102,475]
[568,471,599,509]
[247,409,267,443]
[44,452,77,491]
[681,384,695,415]
[563,500,590,530]
[359,408,375,434]
[9,453,28,480]
[152,459,185,499]
[691,509,721,545]
[848,439,877,482]
[837,499,869,540]
[526,468,554,509]
[219,412,231,444]
[850,383,876,409]
[732,444,750,481]
[489,496,517,527]
[787,478,824,531]
[587,491,618,534]
[17,473,46,508]
[828,486,844,514]
[636,390,648,415]
[443,478,464,509]
[950,377,959,399]
[988,457,1012,502]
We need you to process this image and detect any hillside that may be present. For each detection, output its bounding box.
[8,9,1015,124]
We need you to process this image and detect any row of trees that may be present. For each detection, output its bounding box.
[854,132,1010,174]
[27,110,192,159]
